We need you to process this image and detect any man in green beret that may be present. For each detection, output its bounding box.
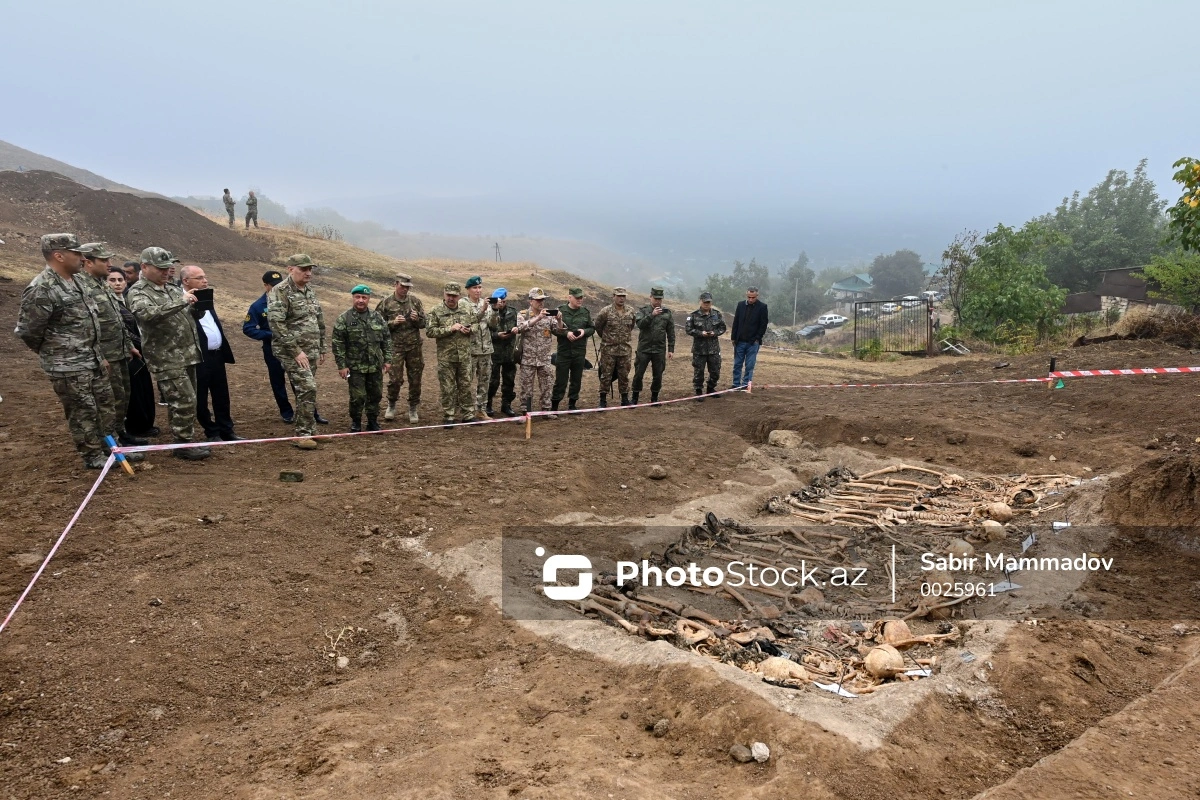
[632,286,675,404]
[333,285,391,432]
[267,254,326,449]
[425,282,478,426]
[551,287,594,411]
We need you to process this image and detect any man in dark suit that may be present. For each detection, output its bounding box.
[180,265,241,441]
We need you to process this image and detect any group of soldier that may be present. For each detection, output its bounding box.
[221,189,258,229]
[17,232,767,465]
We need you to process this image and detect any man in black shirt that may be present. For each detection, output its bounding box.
[730,286,768,389]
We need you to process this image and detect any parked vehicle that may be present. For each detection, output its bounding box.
[920,290,940,303]
[817,313,848,327]
[797,324,826,339]
[880,302,900,314]
[901,295,922,307]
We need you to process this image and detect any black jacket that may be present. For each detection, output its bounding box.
[731,300,769,344]
[192,306,236,364]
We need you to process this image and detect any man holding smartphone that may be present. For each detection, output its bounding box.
[632,286,675,405]
[515,287,562,417]
[551,287,594,412]
[464,276,498,419]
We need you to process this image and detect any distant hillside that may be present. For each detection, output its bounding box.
[0,139,155,197]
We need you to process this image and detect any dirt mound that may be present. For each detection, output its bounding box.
[0,170,272,264]
[1105,454,1200,525]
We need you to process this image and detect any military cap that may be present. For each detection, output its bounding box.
[262,270,284,286]
[527,287,547,300]
[394,273,414,287]
[568,287,584,298]
[81,242,117,260]
[285,253,316,269]
[465,275,482,288]
[140,246,180,268]
[491,287,508,299]
[351,284,372,295]
[612,286,628,296]
[41,233,87,253]
[444,281,462,295]
[650,286,665,298]
[699,291,713,301]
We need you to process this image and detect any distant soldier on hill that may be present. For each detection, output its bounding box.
[594,287,636,407]
[245,190,258,229]
[333,285,391,432]
[222,189,236,227]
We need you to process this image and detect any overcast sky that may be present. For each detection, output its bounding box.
[4,0,1193,267]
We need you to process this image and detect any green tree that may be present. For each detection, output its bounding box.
[775,252,826,324]
[934,230,980,324]
[869,249,926,299]
[960,223,1066,343]
[1037,159,1168,292]
[1166,156,1200,252]
[731,258,772,298]
[1140,249,1200,311]
[701,271,740,311]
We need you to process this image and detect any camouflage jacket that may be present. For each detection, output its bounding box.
[634,305,676,355]
[246,195,258,211]
[126,277,203,374]
[425,301,476,363]
[77,272,131,362]
[594,303,636,355]
[332,307,392,373]
[684,307,727,355]
[553,303,594,355]
[223,193,235,210]
[266,275,326,363]
[466,297,498,356]
[515,308,561,367]
[490,305,521,363]
[15,266,104,375]
[375,293,427,348]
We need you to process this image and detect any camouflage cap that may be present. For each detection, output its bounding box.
[262,270,284,286]
[285,253,316,269]
[140,246,180,268]
[527,287,547,300]
[40,233,87,253]
[612,287,628,296]
[699,291,713,301]
[650,286,665,298]
[351,284,372,295]
[81,242,117,260]
[443,282,462,295]
[465,275,482,288]
[394,273,414,287]
[568,287,584,298]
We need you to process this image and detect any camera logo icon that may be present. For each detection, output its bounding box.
[536,546,592,601]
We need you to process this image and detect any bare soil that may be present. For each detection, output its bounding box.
[2,195,1200,798]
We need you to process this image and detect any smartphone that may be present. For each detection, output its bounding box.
[545,308,559,316]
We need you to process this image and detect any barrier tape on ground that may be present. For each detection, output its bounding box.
[0,454,116,634]
[7,361,1200,636]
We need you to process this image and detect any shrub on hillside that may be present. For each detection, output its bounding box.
[1117,307,1200,348]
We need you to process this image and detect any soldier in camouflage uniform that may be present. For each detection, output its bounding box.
[222,189,236,228]
[267,254,327,449]
[593,287,636,407]
[551,287,595,411]
[684,291,727,401]
[515,287,562,416]
[127,246,210,460]
[333,285,392,432]
[632,286,676,404]
[245,191,259,229]
[80,243,147,448]
[463,275,498,418]
[376,273,426,423]
[487,288,520,417]
[15,234,116,469]
[425,282,478,425]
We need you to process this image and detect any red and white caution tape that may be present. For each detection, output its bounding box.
[1050,366,1200,378]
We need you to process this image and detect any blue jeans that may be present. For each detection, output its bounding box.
[732,341,760,388]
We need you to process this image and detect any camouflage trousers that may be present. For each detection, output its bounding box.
[285,360,319,436]
[348,370,383,421]
[692,353,721,393]
[386,341,424,406]
[154,365,198,442]
[519,363,554,412]
[49,367,115,460]
[107,356,130,433]
[226,209,235,227]
[245,210,258,228]
[471,353,492,411]
[437,359,475,421]
[598,349,632,395]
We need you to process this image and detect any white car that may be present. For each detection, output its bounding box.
[901,295,923,307]
[880,302,900,314]
[817,314,848,327]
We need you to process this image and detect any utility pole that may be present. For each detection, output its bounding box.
[793,277,800,327]
[494,242,502,262]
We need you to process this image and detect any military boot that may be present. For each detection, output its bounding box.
[366,417,381,432]
[118,430,149,446]
[408,405,420,423]
[501,403,517,417]
[631,392,639,405]
[568,400,577,411]
[485,402,496,417]
[694,386,705,402]
[650,392,661,406]
[621,393,631,406]
[598,394,607,408]
[476,405,491,421]
[551,400,560,412]
[384,402,396,421]
[350,418,362,433]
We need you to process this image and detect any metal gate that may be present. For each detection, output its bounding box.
[853,300,935,356]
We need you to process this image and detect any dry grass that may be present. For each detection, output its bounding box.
[1117,306,1200,348]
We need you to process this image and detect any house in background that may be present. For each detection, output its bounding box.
[1061,267,1179,319]
[828,273,873,310]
